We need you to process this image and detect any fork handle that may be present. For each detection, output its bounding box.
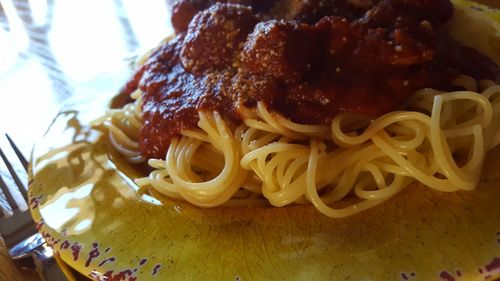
[31,244,73,281]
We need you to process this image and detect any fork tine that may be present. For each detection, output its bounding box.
[5,134,29,172]
[0,141,28,203]
[0,174,18,213]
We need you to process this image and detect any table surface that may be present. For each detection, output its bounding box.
[0,0,498,280]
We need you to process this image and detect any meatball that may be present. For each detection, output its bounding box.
[180,3,257,73]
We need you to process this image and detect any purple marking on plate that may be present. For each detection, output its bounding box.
[88,271,107,281]
[35,220,45,231]
[98,257,116,267]
[71,243,83,261]
[410,272,415,277]
[104,269,135,281]
[30,195,43,209]
[103,271,113,279]
[60,240,70,250]
[496,239,500,245]
[495,231,500,235]
[152,264,162,275]
[85,243,100,267]
[401,273,408,280]
[140,258,148,266]
[105,247,110,253]
[485,257,500,272]
[456,270,461,277]
[439,271,455,281]
[46,237,56,247]
[479,268,484,274]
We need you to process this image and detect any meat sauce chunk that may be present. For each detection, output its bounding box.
[238,13,454,122]
[362,0,453,28]
[241,20,322,83]
[271,0,368,23]
[172,0,209,34]
[172,0,276,33]
[181,3,257,73]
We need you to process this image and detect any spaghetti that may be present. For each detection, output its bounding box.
[96,0,500,218]
[101,78,500,218]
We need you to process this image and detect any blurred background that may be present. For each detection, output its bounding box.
[0,0,174,155]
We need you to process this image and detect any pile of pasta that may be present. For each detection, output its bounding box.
[94,1,500,218]
[98,75,500,218]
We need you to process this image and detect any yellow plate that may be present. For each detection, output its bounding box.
[29,2,500,281]
[29,112,500,281]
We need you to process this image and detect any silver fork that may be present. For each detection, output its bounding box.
[0,134,69,281]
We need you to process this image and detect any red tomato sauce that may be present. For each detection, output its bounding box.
[119,0,499,159]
